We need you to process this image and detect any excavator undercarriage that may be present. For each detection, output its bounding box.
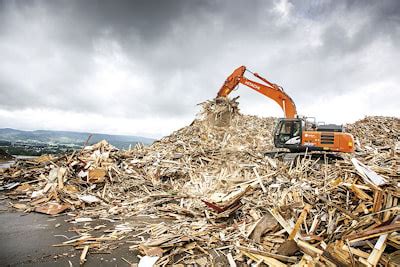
[264,150,344,164]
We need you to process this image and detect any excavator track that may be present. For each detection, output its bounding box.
[264,151,343,163]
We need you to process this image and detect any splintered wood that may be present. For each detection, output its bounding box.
[1,98,399,266]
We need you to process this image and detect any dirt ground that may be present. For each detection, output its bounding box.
[0,195,140,267]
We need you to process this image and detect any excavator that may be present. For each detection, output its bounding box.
[217,66,355,156]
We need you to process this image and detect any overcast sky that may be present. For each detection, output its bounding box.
[0,0,399,138]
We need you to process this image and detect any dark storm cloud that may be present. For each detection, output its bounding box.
[0,0,399,127]
[303,0,400,56]
[0,0,277,115]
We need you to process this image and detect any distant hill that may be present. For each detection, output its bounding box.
[0,128,155,149]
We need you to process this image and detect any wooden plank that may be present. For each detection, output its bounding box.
[288,204,311,240]
[80,245,89,265]
[345,223,400,242]
[241,251,287,267]
[367,234,388,266]
[238,246,297,263]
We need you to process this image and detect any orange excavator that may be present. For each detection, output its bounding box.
[217,66,355,154]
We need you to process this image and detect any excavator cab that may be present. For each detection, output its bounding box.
[274,119,303,152]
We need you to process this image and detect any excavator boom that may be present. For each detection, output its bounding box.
[217,66,297,118]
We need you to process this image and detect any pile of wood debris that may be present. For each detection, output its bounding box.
[0,98,399,266]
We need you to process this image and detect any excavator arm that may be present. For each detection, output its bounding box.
[217,66,297,118]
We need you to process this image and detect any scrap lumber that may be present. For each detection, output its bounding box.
[288,203,311,240]
[345,223,400,242]
[241,250,287,267]
[367,234,388,266]
[249,213,279,243]
[238,245,297,263]
[80,245,89,265]
[351,158,387,186]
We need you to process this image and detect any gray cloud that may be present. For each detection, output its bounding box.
[0,0,399,135]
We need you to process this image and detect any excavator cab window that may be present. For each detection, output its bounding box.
[275,119,302,147]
